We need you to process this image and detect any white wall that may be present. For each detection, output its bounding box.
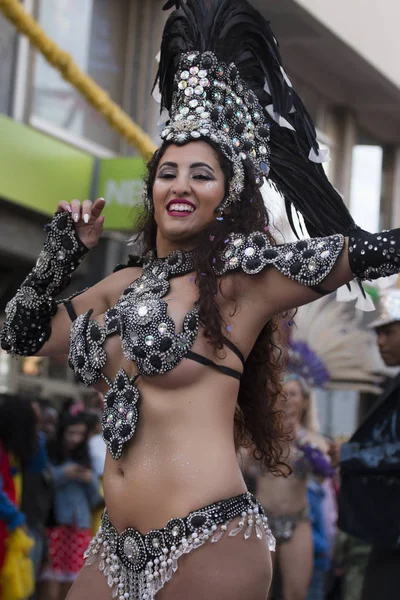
[294,0,400,91]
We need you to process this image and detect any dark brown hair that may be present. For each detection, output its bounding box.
[137,139,288,474]
[0,394,38,464]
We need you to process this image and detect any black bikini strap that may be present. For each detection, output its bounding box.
[186,351,242,381]
[64,299,78,322]
[311,285,332,296]
[221,335,245,366]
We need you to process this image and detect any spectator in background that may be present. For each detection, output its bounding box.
[338,287,400,600]
[0,394,37,599]
[21,398,54,598]
[40,408,102,600]
[39,400,59,443]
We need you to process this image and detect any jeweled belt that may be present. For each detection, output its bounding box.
[84,492,275,599]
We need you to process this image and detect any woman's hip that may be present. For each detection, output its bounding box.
[69,492,274,600]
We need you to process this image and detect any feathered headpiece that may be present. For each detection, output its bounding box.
[288,295,381,393]
[153,0,355,236]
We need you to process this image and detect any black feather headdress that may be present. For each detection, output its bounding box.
[154,0,355,238]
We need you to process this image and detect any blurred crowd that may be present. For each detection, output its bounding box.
[0,392,106,600]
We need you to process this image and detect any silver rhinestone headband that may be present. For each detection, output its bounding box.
[159,51,271,210]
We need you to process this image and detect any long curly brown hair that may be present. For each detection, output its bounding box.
[135,139,289,474]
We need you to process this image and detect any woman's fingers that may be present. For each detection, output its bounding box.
[55,198,106,225]
[56,200,72,214]
[81,199,93,224]
[94,215,105,236]
[91,197,106,219]
[70,199,82,223]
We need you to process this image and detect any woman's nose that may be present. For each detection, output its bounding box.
[171,174,191,196]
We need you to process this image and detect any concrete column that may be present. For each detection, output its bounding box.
[391,147,400,229]
[333,108,358,205]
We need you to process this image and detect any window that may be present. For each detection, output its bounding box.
[350,144,383,232]
[29,0,130,152]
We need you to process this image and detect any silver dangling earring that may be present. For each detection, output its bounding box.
[215,203,225,221]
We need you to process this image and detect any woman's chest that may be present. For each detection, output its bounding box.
[68,267,201,388]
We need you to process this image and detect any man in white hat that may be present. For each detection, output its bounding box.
[338,287,400,600]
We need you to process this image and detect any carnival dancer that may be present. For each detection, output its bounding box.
[257,295,379,600]
[1,1,400,598]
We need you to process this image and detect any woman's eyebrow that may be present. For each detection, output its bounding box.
[158,161,215,172]
[190,162,214,172]
[158,161,177,169]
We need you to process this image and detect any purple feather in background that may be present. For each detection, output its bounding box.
[297,440,335,478]
[288,340,330,388]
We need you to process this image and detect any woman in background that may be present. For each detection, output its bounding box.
[257,375,333,600]
[40,409,102,600]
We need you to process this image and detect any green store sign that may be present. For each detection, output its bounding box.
[0,114,147,231]
[97,157,145,230]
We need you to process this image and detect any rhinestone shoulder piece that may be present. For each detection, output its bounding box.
[213,232,345,286]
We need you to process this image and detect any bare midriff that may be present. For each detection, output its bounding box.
[101,364,247,534]
[85,268,261,535]
[257,465,308,516]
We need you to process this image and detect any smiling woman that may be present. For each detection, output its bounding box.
[151,142,226,250]
[3,1,400,600]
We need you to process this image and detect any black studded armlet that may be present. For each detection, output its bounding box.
[213,232,345,287]
[0,212,89,356]
[348,227,400,280]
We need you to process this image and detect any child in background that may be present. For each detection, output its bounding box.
[40,408,102,600]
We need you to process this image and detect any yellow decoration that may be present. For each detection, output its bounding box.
[9,455,22,508]
[0,0,157,159]
[91,478,104,536]
[0,528,34,600]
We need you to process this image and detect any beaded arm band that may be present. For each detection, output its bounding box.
[0,212,89,356]
[348,227,400,280]
[213,231,345,288]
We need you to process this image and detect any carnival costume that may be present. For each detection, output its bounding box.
[267,296,380,544]
[2,1,400,598]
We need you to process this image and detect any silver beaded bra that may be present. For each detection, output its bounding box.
[65,231,344,460]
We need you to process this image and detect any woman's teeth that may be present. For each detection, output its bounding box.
[168,203,194,213]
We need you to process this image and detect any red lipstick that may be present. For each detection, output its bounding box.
[166,199,196,217]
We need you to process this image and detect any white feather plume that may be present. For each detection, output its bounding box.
[291,295,382,394]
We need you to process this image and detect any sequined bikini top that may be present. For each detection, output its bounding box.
[64,231,343,460]
[65,248,245,460]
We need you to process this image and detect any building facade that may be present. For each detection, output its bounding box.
[0,0,167,401]
[0,0,399,421]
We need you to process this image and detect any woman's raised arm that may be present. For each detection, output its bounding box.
[0,199,107,358]
[214,227,400,319]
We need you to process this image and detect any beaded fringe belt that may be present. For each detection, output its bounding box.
[84,492,275,600]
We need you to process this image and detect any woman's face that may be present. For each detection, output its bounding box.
[152,141,226,247]
[64,423,87,451]
[281,379,308,431]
